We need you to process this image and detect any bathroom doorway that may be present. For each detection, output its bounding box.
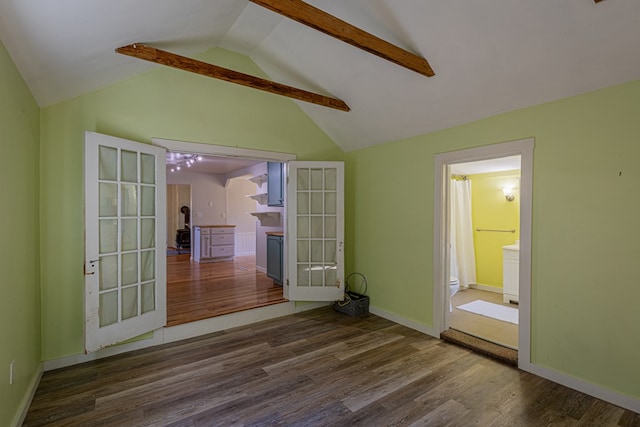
[448,160,520,349]
[433,138,534,366]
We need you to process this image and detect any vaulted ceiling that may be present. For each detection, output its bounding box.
[1,0,639,152]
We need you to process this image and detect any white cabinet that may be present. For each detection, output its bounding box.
[502,244,519,303]
[194,225,235,263]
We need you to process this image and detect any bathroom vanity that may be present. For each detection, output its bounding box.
[502,243,519,304]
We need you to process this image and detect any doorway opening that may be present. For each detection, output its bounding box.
[448,157,520,350]
[433,138,534,368]
[155,138,296,327]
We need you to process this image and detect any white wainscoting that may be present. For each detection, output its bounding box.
[235,232,256,256]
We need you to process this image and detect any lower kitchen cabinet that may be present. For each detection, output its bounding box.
[266,233,283,285]
[194,225,236,263]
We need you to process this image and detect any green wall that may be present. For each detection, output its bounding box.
[470,170,520,288]
[39,47,343,361]
[346,80,640,399]
[0,41,41,426]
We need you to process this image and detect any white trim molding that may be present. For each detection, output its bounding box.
[524,363,640,414]
[11,364,43,427]
[370,305,438,338]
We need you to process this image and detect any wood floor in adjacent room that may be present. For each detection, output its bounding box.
[24,307,639,426]
[166,254,287,327]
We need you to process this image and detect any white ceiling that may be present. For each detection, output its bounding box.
[1,0,639,152]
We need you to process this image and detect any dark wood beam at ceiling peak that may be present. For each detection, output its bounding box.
[250,0,435,77]
[115,43,350,112]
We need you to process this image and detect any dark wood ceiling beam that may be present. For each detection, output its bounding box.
[115,43,350,112]
[250,0,434,77]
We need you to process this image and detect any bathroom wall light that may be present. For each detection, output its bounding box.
[503,187,515,202]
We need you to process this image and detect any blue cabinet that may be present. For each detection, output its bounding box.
[267,234,283,285]
[267,162,284,207]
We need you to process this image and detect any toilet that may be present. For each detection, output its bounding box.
[449,276,460,312]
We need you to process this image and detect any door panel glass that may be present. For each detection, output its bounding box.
[311,217,323,238]
[140,153,155,184]
[310,192,323,214]
[99,146,117,181]
[121,286,138,320]
[121,253,138,286]
[141,186,155,216]
[99,255,118,291]
[297,217,309,238]
[310,169,323,190]
[325,267,337,287]
[298,265,310,286]
[297,241,309,262]
[324,169,336,190]
[99,291,118,327]
[141,250,155,281]
[141,282,155,314]
[325,193,336,214]
[140,219,155,249]
[325,217,336,239]
[121,184,137,217]
[121,219,137,251]
[121,150,138,183]
[297,169,309,190]
[310,240,323,262]
[325,241,336,262]
[99,183,118,217]
[311,269,323,286]
[297,193,309,214]
[99,219,118,254]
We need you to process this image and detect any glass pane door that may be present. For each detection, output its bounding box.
[287,162,344,301]
[85,132,166,352]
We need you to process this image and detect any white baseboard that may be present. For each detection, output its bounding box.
[43,301,327,372]
[371,304,639,412]
[369,305,438,338]
[255,265,267,274]
[470,283,503,294]
[520,361,640,414]
[11,363,43,427]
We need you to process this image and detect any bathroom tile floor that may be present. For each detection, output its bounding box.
[450,287,518,349]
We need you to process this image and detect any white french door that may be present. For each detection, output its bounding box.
[84,131,167,352]
[286,161,344,301]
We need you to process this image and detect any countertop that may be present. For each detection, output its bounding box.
[266,231,284,237]
[195,225,236,228]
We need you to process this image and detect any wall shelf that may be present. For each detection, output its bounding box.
[248,173,268,187]
[250,211,281,226]
[247,193,268,205]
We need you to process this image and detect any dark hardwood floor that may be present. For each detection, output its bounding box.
[25,307,639,426]
[167,254,288,327]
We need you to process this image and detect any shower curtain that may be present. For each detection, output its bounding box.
[450,178,476,289]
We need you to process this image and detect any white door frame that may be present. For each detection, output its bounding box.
[433,138,534,368]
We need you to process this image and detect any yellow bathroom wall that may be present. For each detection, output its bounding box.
[470,170,520,289]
